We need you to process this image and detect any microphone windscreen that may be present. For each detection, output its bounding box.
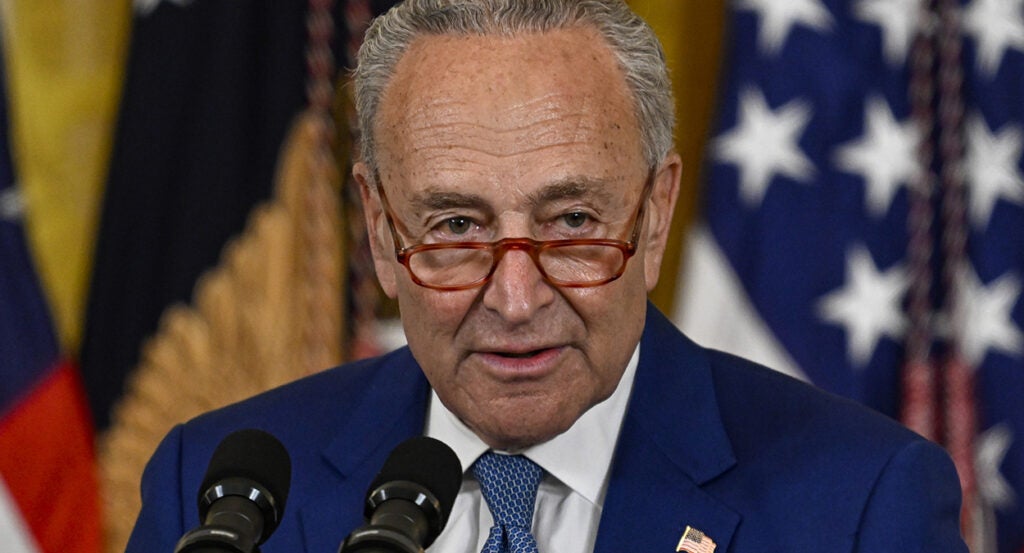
[200,428,292,514]
[369,436,462,515]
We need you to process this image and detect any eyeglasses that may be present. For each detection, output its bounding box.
[374,170,654,291]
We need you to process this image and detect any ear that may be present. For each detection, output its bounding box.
[642,153,682,291]
[353,161,399,298]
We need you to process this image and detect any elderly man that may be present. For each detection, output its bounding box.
[126,1,968,552]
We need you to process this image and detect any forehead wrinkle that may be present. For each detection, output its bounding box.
[406,89,597,128]
[401,98,604,160]
[414,139,595,165]
[405,120,599,159]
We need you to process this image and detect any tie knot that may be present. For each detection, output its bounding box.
[472,453,543,528]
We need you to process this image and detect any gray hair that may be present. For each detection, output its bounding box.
[353,0,675,174]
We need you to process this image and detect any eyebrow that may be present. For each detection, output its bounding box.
[408,176,616,215]
[525,177,615,208]
[407,191,492,218]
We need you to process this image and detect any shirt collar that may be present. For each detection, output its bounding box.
[425,345,640,508]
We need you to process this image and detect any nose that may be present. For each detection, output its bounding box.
[481,245,556,324]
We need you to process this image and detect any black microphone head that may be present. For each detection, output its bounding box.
[340,437,461,552]
[368,436,462,524]
[198,428,292,538]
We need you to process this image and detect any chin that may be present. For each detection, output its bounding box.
[478,407,581,451]
[484,431,558,453]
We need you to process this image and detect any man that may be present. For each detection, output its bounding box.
[126,1,968,552]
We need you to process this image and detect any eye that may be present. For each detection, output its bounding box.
[561,212,590,228]
[445,217,473,235]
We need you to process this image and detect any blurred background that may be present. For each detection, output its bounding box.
[0,1,1021,552]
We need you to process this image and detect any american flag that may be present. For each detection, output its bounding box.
[676,525,718,553]
[0,51,101,553]
[674,1,1024,552]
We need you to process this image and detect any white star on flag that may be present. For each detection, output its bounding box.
[817,246,909,367]
[833,96,921,218]
[853,0,925,66]
[0,187,24,222]
[713,88,816,208]
[134,0,195,16]
[963,0,1024,77]
[953,266,1024,366]
[977,423,1016,510]
[735,0,834,55]
[963,113,1024,230]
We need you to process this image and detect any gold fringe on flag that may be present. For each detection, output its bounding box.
[97,110,346,553]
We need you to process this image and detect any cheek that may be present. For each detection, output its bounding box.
[575,263,647,362]
[577,255,649,311]
[395,282,475,349]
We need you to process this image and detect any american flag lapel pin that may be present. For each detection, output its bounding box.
[676,525,716,553]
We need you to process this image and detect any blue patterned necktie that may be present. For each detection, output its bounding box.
[472,452,544,553]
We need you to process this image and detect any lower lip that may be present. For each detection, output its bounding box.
[475,346,566,378]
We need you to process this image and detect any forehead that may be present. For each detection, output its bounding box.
[373,27,646,198]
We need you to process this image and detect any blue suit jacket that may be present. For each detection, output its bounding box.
[126,304,967,552]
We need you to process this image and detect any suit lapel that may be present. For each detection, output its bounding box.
[595,305,741,553]
[291,305,739,552]
[297,349,431,553]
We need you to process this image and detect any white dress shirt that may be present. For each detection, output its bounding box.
[425,346,640,553]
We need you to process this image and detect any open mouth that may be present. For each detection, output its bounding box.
[496,350,546,359]
[477,346,564,377]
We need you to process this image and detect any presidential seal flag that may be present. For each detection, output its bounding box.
[674,1,1024,552]
[676,525,717,553]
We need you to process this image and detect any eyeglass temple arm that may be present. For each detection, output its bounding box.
[371,172,411,256]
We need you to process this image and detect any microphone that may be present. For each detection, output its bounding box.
[339,436,462,553]
[174,428,292,553]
